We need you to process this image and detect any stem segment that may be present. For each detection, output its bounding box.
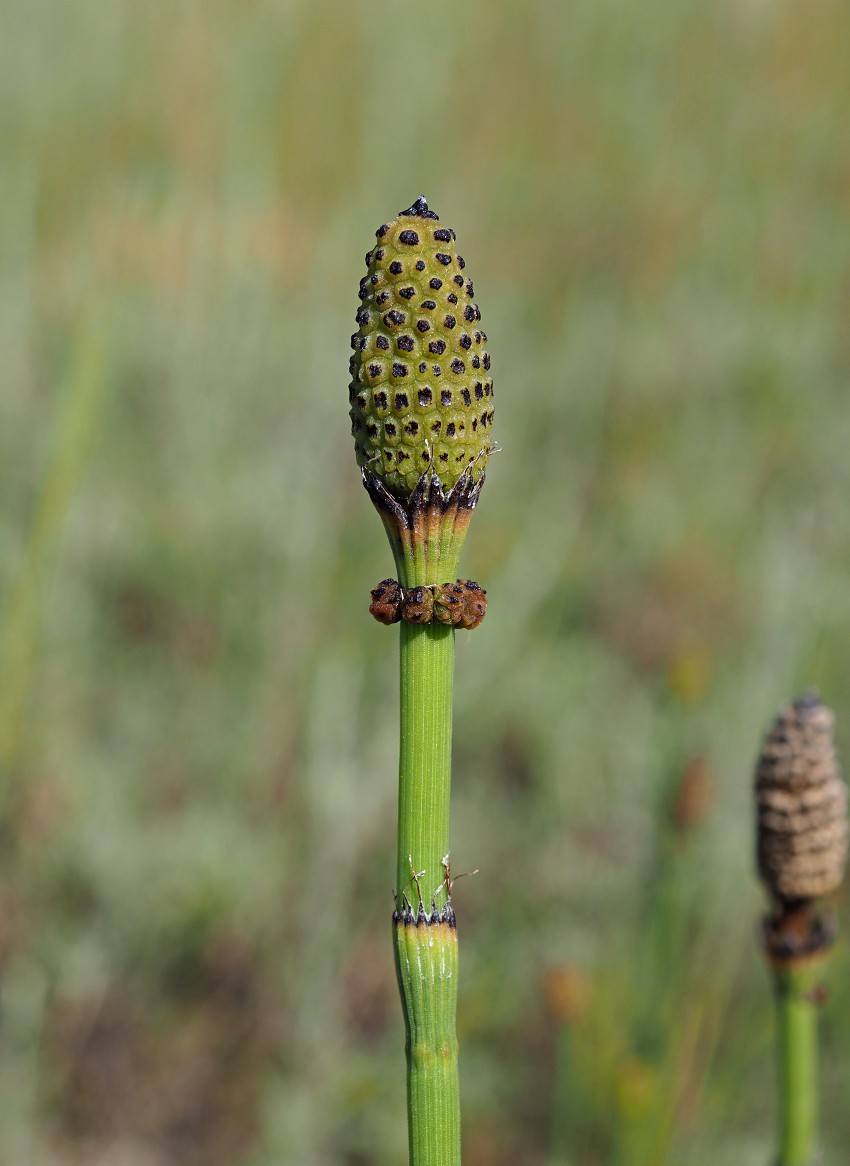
[773,962,821,1166]
[397,621,454,904]
[395,913,460,1166]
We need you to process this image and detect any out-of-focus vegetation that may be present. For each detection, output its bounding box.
[2,1,850,1163]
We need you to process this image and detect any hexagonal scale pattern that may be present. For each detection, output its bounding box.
[349,198,494,495]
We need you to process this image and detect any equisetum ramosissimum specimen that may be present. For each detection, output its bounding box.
[350,196,494,1166]
[754,692,848,1166]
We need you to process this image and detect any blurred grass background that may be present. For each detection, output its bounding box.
[2,1,850,1163]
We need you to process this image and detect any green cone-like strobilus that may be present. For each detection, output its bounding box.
[349,196,494,497]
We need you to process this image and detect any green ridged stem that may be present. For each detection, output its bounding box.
[394,536,462,1166]
[773,962,821,1166]
[397,620,454,906]
[394,917,460,1166]
[393,506,465,895]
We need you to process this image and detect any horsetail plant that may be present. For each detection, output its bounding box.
[349,196,494,1166]
[754,693,848,1166]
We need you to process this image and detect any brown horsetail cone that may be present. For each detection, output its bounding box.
[349,196,494,498]
[755,692,849,902]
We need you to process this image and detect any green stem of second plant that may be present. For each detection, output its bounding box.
[774,962,821,1166]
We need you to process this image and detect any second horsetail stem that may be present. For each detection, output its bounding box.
[754,692,849,1166]
[350,196,495,1166]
